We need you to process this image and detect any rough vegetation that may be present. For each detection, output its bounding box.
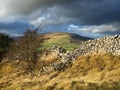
[0,33,13,61]
[0,53,120,90]
[0,32,120,90]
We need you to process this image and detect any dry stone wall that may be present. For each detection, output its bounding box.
[39,35,120,74]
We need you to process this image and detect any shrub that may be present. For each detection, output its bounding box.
[8,28,43,74]
[0,33,13,61]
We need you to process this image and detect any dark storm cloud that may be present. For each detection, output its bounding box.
[3,0,120,25]
[5,0,73,15]
[0,21,32,36]
[1,0,120,37]
[62,0,120,25]
[0,22,25,30]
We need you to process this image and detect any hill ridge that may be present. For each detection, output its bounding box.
[39,32,92,50]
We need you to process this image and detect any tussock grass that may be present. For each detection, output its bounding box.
[0,53,120,90]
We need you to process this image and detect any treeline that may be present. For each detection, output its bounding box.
[0,33,14,61]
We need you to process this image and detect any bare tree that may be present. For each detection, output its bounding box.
[8,27,43,74]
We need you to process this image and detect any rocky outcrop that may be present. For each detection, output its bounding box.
[39,35,120,74]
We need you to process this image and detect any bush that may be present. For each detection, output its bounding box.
[0,33,13,61]
[8,28,43,74]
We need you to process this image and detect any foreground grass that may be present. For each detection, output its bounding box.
[0,53,120,90]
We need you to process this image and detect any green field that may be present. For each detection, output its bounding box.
[38,32,90,51]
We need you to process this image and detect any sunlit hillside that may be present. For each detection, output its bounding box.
[39,32,91,50]
[0,53,120,90]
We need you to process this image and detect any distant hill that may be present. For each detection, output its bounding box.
[39,32,92,50]
[12,32,92,50]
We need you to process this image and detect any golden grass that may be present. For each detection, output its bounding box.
[0,53,120,90]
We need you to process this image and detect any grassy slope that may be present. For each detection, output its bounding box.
[42,53,120,90]
[0,53,120,90]
[39,32,91,51]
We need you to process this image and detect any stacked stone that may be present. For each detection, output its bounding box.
[76,34,120,56]
[39,35,120,74]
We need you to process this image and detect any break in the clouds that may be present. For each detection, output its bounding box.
[0,0,120,37]
[68,23,120,38]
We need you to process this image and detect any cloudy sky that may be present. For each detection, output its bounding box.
[0,0,120,38]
